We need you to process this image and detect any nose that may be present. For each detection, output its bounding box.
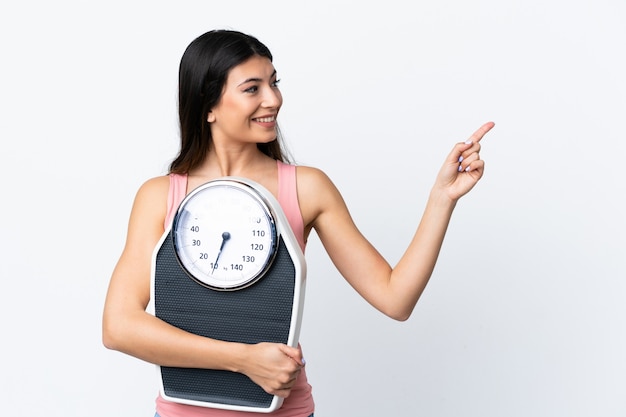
[262,86,282,109]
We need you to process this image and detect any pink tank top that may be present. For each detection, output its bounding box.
[156,161,313,417]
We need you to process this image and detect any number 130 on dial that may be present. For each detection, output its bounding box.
[172,181,278,291]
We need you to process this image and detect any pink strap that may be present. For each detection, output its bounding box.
[276,161,305,252]
[164,173,187,229]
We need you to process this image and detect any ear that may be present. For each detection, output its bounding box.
[207,111,216,123]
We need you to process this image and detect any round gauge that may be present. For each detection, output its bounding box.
[172,179,278,290]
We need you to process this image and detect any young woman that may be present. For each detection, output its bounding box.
[102,29,495,417]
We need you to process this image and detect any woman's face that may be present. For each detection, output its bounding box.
[208,55,282,147]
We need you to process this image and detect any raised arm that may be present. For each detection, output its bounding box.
[300,122,495,321]
[102,176,304,398]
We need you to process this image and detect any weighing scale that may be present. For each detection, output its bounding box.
[149,177,306,413]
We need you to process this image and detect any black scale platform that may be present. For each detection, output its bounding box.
[153,231,296,410]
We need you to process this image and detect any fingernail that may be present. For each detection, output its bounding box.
[458,155,463,163]
[465,139,473,144]
[301,358,306,365]
[458,165,463,172]
[465,166,471,172]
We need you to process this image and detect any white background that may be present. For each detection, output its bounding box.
[1,1,624,416]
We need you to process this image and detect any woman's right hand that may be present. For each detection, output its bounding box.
[432,121,495,202]
[240,343,305,398]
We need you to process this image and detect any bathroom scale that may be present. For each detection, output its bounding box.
[149,176,307,413]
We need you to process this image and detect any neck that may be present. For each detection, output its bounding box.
[192,144,274,179]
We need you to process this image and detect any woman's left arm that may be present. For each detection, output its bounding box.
[300,122,495,321]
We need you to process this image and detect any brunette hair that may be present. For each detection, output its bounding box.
[169,29,289,174]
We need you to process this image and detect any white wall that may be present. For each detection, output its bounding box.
[1,1,624,416]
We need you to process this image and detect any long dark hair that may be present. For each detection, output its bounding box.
[169,29,289,174]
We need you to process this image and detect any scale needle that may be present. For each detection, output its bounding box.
[211,231,231,274]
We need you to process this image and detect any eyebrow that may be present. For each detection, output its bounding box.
[237,70,277,87]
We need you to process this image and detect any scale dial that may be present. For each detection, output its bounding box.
[172,179,278,290]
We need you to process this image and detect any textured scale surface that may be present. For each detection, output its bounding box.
[154,232,295,408]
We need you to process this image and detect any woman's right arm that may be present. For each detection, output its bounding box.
[102,177,304,398]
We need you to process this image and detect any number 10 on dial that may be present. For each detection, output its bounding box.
[173,180,278,291]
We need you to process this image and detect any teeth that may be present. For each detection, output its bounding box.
[255,116,275,123]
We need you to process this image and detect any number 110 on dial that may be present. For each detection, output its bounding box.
[173,181,278,291]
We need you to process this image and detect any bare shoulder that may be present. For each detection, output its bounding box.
[295,165,346,228]
[126,175,171,237]
[295,165,334,188]
[135,175,170,201]
[295,165,341,201]
[130,175,169,214]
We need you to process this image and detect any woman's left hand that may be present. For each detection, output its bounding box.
[434,121,495,201]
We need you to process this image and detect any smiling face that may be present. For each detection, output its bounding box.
[207,55,283,148]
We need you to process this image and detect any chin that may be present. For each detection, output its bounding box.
[259,136,278,144]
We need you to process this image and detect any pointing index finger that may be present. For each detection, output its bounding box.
[467,121,495,144]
